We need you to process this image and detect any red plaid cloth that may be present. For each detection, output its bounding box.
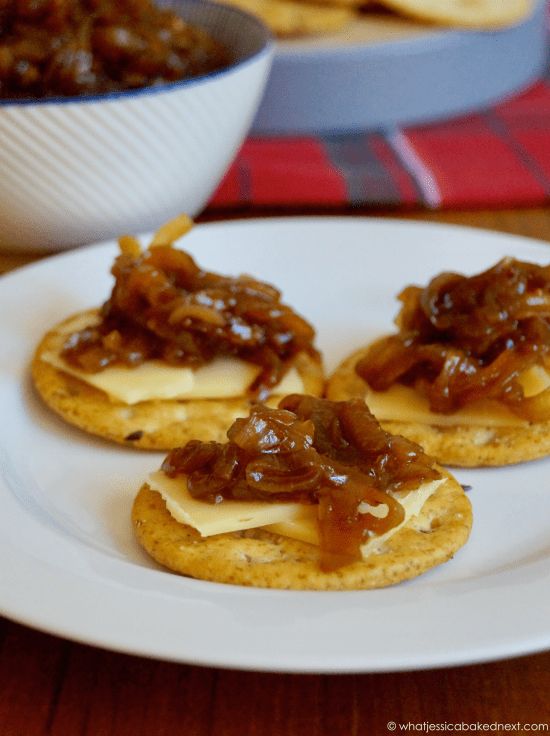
[208,53,550,211]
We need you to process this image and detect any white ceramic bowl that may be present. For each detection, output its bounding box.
[0,0,273,252]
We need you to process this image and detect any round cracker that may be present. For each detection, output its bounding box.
[378,0,533,29]
[219,0,354,36]
[31,310,324,451]
[132,474,471,590]
[326,345,550,467]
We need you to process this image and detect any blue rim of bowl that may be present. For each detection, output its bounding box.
[0,0,274,107]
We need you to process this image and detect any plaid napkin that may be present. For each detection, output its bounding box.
[208,53,550,211]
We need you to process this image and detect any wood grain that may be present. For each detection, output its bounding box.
[1,206,550,736]
[0,619,549,735]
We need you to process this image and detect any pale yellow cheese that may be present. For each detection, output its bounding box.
[364,365,550,428]
[149,470,444,560]
[518,364,550,396]
[266,479,444,557]
[265,514,319,546]
[148,471,315,536]
[41,314,303,404]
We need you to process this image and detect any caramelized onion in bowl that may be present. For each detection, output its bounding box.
[0,2,274,251]
[0,0,230,99]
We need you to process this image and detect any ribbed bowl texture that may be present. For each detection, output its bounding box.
[0,0,273,251]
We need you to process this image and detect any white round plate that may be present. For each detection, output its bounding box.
[1,217,550,673]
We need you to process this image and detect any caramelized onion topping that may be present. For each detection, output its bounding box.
[356,258,550,418]
[161,396,440,570]
[61,238,318,400]
[0,0,229,99]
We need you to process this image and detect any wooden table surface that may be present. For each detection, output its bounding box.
[1,206,550,735]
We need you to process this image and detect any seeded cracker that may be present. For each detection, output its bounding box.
[132,396,472,590]
[132,472,471,590]
[31,309,324,450]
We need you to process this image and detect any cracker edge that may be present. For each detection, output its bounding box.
[31,310,325,451]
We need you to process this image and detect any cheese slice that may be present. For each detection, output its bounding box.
[148,471,315,536]
[41,315,304,404]
[266,479,444,557]
[149,471,444,560]
[364,365,550,428]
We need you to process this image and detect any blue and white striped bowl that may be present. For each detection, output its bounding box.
[0,0,274,252]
